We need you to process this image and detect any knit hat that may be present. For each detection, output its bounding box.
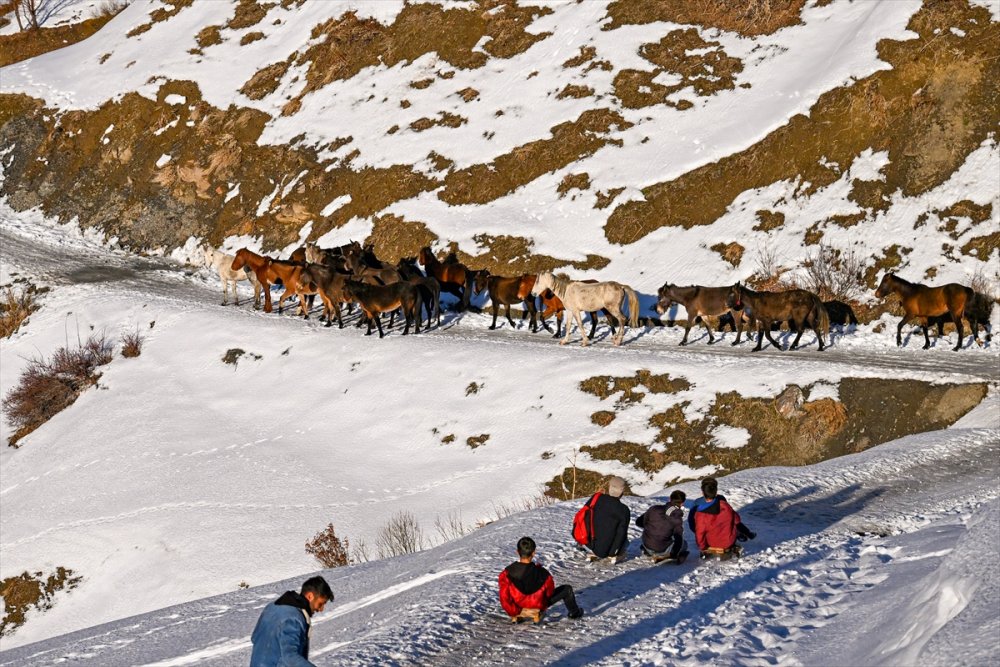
[607,476,626,498]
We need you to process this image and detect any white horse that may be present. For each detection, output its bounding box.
[202,246,262,307]
[532,272,640,346]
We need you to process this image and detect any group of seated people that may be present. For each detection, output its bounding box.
[498,476,755,622]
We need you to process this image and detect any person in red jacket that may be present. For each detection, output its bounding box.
[498,537,583,622]
[688,477,755,558]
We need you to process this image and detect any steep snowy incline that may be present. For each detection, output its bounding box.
[1,393,996,666]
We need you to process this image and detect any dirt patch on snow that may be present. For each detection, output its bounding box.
[1,567,82,637]
[604,0,805,37]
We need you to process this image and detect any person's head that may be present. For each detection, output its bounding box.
[607,475,626,498]
[701,477,718,500]
[517,536,536,560]
[300,576,334,614]
[669,490,686,506]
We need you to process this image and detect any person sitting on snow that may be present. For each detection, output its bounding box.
[580,475,632,563]
[499,536,583,622]
[636,489,689,562]
[688,477,755,557]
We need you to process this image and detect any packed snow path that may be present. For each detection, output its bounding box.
[1,222,996,383]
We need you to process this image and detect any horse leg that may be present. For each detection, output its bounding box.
[611,307,627,346]
[505,303,516,329]
[953,313,965,352]
[560,309,574,346]
[277,288,294,315]
[732,311,743,346]
[221,280,229,306]
[921,324,932,349]
[253,282,261,309]
[575,310,589,347]
[680,319,692,345]
[896,315,909,347]
[701,315,715,344]
[553,312,563,338]
[374,313,386,338]
[527,300,537,333]
[789,320,805,350]
[490,303,499,329]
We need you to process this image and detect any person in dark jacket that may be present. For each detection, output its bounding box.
[499,536,583,621]
[687,477,755,557]
[582,475,632,562]
[250,576,334,667]
[636,489,688,561]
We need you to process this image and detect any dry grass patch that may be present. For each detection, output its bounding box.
[0,282,43,338]
[556,84,594,100]
[440,109,631,205]
[239,59,291,100]
[228,0,273,31]
[580,369,691,404]
[409,112,467,132]
[2,335,114,447]
[196,25,222,48]
[1,568,82,637]
[127,0,192,38]
[752,210,785,232]
[961,233,1000,262]
[594,187,625,210]
[279,1,552,114]
[364,214,438,264]
[710,242,744,268]
[466,433,490,449]
[240,31,265,46]
[457,87,480,102]
[305,523,351,568]
[604,0,805,37]
[0,15,114,68]
[557,172,591,197]
[612,28,744,110]
[605,2,999,244]
[544,468,630,501]
[591,410,616,427]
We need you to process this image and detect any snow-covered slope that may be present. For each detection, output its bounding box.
[1,388,996,666]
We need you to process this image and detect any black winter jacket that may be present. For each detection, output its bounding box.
[587,493,631,558]
[636,504,684,553]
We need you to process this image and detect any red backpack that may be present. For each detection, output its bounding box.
[572,493,601,546]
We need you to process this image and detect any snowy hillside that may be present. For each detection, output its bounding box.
[1,0,999,661]
[1,388,996,666]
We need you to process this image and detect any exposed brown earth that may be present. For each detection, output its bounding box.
[605,2,1000,245]
[1,568,82,637]
[0,15,114,68]
[604,0,806,37]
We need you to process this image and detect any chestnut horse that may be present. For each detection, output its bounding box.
[230,249,313,315]
[532,273,639,346]
[342,280,421,337]
[473,271,538,331]
[418,246,475,311]
[875,273,974,350]
[727,283,829,351]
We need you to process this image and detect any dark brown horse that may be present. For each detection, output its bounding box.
[473,271,538,331]
[397,257,441,328]
[342,280,421,337]
[727,284,829,351]
[418,246,476,311]
[299,264,352,328]
[875,273,973,351]
[656,283,744,346]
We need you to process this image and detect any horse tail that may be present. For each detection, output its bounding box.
[815,297,829,335]
[623,285,640,328]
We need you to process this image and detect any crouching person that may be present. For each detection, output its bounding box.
[688,477,755,559]
[250,575,334,667]
[499,537,583,622]
[636,489,689,563]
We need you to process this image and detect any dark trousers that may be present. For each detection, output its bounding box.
[550,585,581,615]
[737,523,754,540]
[642,534,686,558]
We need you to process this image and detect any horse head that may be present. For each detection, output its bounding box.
[874,273,896,298]
[202,246,216,267]
[531,272,553,297]
[472,269,491,295]
[655,282,675,315]
[230,249,248,272]
[726,282,744,311]
[417,246,432,266]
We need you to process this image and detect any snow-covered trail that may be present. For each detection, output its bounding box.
[1,406,995,666]
[2,221,996,384]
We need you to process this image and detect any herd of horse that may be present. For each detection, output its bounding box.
[203,242,994,351]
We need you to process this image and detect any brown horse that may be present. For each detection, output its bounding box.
[926,291,994,345]
[230,249,289,313]
[397,257,441,328]
[537,286,617,339]
[727,283,829,351]
[875,273,973,351]
[473,271,538,331]
[342,280,421,337]
[418,246,476,311]
[299,264,352,328]
[656,283,744,346]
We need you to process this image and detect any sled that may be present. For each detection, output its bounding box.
[511,608,543,624]
[700,546,742,561]
[650,551,688,565]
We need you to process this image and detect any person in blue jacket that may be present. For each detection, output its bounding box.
[250,576,334,667]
